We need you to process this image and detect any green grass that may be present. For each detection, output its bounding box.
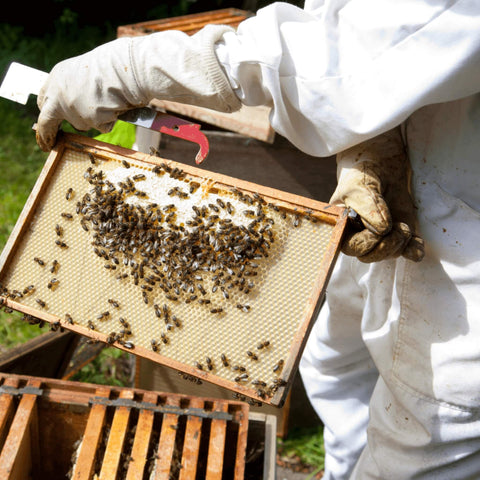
[277,425,325,478]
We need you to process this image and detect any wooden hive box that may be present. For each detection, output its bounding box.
[117,8,275,144]
[0,372,251,480]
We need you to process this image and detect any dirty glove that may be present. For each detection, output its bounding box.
[36,25,242,151]
[330,127,425,263]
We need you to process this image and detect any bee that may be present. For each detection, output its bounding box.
[251,379,267,387]
[160,333,169,344]
[154,304,162,318]
[87,320,96,330]
[247,351,258,361]
[122,341,135,350]
[108,299,120,308]
[88,153,96,165]
[55,239,68,248]
[60,213,73,220]
[273,359,285,373]
[119,318,130,328]
[194,362,204,371]
[142,291,149,304]
[210,308,223,314]
[23,285,35,296]
[50,260,59,274]
[216,198,225,209]
[151,339,159,352]
[132,174,146,181]
[65,188,74,200]
[36,298,46,308]
[55,224,63,236]
[65,314,74,324]
[234,373,249,382]
[221,353,229,367]
[236,304,250,312]
[171,316,181,328]
[293,214,300,227]
[206,357,213,371]
[34,257,45,266]
[96,311,110,320]
[257,341,270,350]
[232,365,246,372]
[47,278,59,290]
[122,160,131,169]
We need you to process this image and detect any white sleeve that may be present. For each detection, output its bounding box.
[215,0,480,156]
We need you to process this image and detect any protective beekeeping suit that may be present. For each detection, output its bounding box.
[36,1,480,478]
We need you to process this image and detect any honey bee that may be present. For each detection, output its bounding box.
[151,339,159,352]
[122,341,135,349]
[60,213,73,220]
[55,224,63,236]
[87,320,96,330]
[50,260,59,274]
[273,359,285,373]
[65,314,74,324]
[65,188,74,200]
[34,257,45,266]
[194,362,204,371]
[36,299,46,308]
[206,357,213,370]
[122,160,131,168]
[108,299,120,308]
[257,341,271,350]
[247,351,258,361]
[47,278,59,290]
[221,354,229,367]
[55,239,68,248]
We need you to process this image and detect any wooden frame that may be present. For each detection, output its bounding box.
[0,133,348,407]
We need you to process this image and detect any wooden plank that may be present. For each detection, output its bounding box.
[125,392,158,480]
[0,330,79,379]
[179,398,204,480]
[0,378,42,480]
[153,397,181,480]
[117,9,250,37]
[71,387,111,480]
[0,377,20,452]
[99,389,135,479]
[205,402,228,480]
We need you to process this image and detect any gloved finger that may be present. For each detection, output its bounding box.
[35,114,62,152]
[341,228,382,258]
[402,235,425,262]
[356,222,412,263]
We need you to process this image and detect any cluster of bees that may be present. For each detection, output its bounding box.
[0,152,319,403]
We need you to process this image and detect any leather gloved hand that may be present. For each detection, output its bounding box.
[330,127,425,263]
[36,25,242,151]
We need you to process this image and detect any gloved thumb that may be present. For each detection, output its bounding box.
[36,112,62,152]
[330,162,393,235]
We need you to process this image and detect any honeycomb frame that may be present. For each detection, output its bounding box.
[0,133,347,407]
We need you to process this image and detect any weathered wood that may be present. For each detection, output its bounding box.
[71,387,110,480]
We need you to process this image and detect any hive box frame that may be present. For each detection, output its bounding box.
[0,133,347,407]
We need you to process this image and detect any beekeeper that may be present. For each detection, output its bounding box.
[36,1,480,478]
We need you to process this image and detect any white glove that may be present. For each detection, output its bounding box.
[330,127,425,263]
[36,25,242,151]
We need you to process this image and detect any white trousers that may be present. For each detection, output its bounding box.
[300,179,480,479]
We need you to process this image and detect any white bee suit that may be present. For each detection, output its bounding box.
[216,1,480,478]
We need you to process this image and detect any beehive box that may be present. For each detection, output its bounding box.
[0,372,250,479]
[0,132,347,407]
[117,9,275,144]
